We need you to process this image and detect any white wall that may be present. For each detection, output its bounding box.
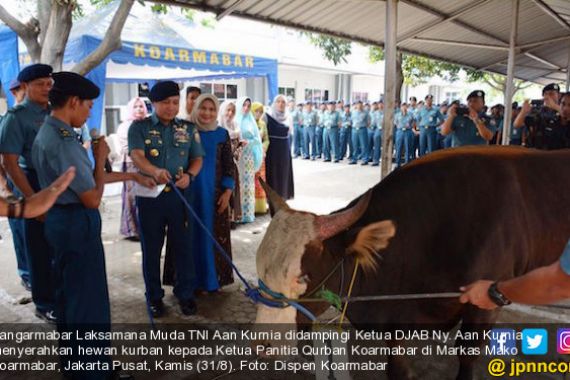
[351,75,384,102]
[279,66,337,102]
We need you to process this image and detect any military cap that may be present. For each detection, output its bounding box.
[296,103,303,107]
[149,81,180,102]
[51,71,100,99]
[305,101,313,105]
[17,64,53,83]
[409,96,417,102]
[8,79,20,91]
[512,101,518,109]
[372,101,378,105]
[337,100,343,104]
[328,101,336,105]
[542,83,560,94]
[425,94,433,100]
[467,90,485,101]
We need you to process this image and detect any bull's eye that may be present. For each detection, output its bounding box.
[297,274,310,284]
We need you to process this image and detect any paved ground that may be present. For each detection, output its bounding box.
[0,157,568,379]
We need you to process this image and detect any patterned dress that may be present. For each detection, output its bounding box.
[254,118,269,214]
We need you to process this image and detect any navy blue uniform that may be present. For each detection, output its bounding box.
[322,110,340,162]
[129,114,205,304]
[291,108,304,157]
[350,110,370,164]
[394,112,416,167]
[0,99,55,315]
[450,113,495,147]
[302,110,318,159]
[339,110,352,160]
[417,106,444,156]
[32,115,112,380]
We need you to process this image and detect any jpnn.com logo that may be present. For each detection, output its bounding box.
[521,329,548,355]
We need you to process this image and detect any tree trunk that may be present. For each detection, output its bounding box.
[395,51,403,103]
[40,2,73,70]
[0,4,41,62]
[37,0,52,47]
[72,0,134,75]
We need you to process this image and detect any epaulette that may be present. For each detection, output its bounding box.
[58,127,76,141]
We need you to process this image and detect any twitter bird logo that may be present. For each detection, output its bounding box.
[522,329,548,355]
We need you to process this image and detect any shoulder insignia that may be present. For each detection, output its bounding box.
[58,127,75,140]
[194,130,201,144]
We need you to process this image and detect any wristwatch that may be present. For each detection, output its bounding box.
[6,195,23,219]
[488,282,511,307]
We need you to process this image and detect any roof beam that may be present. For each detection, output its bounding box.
[524,52,561,69]
[519,35,570,49]
[216,0,247,21]
[400,0,508,46]
[531,0,570,31]
[397,0,491,44]
[411,37,509,51]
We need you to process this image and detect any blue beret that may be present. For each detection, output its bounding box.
[17,64,53,82]
[9,79,20,90]
[51,71,100,99]
[542,83,560,94]
[149,81,180,102]
[467,90,485,100]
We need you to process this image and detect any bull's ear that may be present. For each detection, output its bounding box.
[347,220,396,272]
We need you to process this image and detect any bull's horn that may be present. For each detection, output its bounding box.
[314,190,372,240]
[259,177,290,216]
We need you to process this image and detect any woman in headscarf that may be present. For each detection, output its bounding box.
[251,102,269,214]
[116,97,148,240]
[234,97,262,223]
[187,94,235,291]
[266,94,295,200]
[218,100,242,225]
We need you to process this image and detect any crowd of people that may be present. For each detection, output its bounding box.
[288,83,570,169]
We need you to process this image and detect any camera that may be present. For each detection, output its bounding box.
[525,99,543,127]
[456,105,469,117]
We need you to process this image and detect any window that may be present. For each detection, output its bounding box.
[351,92,369,102]
[199,82,238,102]
[279,87,295,99]
[445,91,460,103]
[304,88,329,102]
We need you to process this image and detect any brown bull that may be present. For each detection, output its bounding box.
[255,146,570,379]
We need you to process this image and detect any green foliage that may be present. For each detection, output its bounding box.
[304,33,352,65]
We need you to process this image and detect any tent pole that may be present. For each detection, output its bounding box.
[502,0,519,146]
[381,0,398,179]
[566,47,570,92]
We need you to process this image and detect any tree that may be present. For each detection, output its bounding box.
[308,34,531,103]
[0,0,135,74]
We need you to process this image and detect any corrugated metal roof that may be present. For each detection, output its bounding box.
[154,0,570,85]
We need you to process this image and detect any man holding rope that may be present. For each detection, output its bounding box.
[460,239,570,309]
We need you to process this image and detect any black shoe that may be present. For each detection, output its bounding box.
[371,162,379,167]
[179,299,197,316]
[149,299,165,318]
[20,278,31,292]
[348,161,357,165]
[35,309,57,324]
[361,162,368,166]
[324,159,331,162]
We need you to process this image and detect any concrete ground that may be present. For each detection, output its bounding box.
[0,157,568,379]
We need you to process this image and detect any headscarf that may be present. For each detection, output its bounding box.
[218,100,240,139]
[190,94,220,132]
[236,97,263,171]
[126,97,148,121]
[269,94,288,124]
[251,102,265,119]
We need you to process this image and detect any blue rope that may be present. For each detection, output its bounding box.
[168,180,317,321]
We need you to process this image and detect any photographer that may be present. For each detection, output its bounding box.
[514,83,567,150]
[441,90,495,147]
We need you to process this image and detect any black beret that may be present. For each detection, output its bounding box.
[467,90,485,100]
[9,79,20,91]
[542,83,560,94]
[328,101,336,105]
[51,71,100,99]
[304,101,312,105]
[409,96,417,102]
[425,94,433,100]
[337,100,343,104]
[149,81,180,102]
[17,64,53,82]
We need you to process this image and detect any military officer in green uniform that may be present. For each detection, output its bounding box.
[128,80,204,318]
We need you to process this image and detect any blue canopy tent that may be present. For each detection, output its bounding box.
[18,1,278,133]
[0,24,20,107]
